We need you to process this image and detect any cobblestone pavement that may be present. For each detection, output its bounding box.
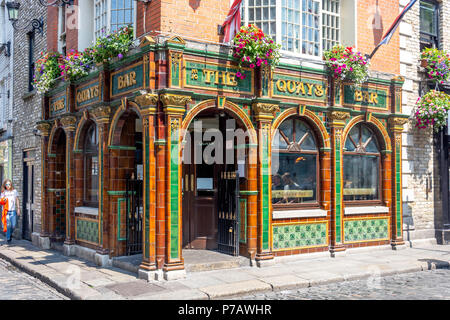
[237,269,450,300]
[0,258,68,300]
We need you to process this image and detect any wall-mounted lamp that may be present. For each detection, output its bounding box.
[0,42,11,57]
[6,1,44,34]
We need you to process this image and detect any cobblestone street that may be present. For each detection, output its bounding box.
[0,258,67,300]
[237,269,450,300]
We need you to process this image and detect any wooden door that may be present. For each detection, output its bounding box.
[182,130,218,249]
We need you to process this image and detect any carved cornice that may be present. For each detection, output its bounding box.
[60,116,77,131]
[252,102,280,121]
[161,93,191,115]
[36,122,51,136]
[328,111,350,128]
[135,93,159,112]
[389,117,409,132]
[91,106,111,124]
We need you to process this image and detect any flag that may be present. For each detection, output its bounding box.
[369,0,418,59]
[222,0,243,43]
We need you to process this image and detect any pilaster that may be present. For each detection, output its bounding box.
[328,111,350,256]
[252,101,279,265]
[60,115,77,245]
[36,122,52,239]
[91,106,112,255]
[389,116,409,249]
[135,93,159,276]
[161,93,191,278]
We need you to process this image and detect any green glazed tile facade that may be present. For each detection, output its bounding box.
[170,128,180,260]
[344,218,389,242]
[76,219,99,244]
[273,223,328,250]
[396,143,402,237]
[335,134,342,243]
[262,129,270,251]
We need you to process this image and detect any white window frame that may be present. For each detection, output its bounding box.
[93,0,136,40]
[242,0,353,61]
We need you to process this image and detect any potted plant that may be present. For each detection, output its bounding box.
[415,90,450,131]
[33,51,64,94]
[323,45,370,85]
[232,24,281,80]
[89,25,134,64]
[420,48,450,84]
[60,49,94,81]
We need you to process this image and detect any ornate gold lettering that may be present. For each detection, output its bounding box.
[276,79,286,92]
[315,85,324,97]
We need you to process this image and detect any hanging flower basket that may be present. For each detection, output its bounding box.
[323,44,370,85]
[60,49,94,82]
[415,90,450,131]
[33,51,64,94]
[89,25,134,64]
[232,24,281,80]
[420,48,450,84]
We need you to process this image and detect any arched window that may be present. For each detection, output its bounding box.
[83,122,99,207]
[343,123,381,202]
[272,118,319,208]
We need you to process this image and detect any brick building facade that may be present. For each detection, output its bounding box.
[9,0,47,242]
[36,0,410,281]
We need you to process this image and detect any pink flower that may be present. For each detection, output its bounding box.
[249,63,255,68]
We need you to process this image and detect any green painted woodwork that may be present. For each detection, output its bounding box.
[170,130,180,260]
[144,127,150,259]
[344,218,389,242]
[111,63,144,97]
[171,58,181,88]
[75,81,103,109]
[49,95,67,118]
[239,190,258,195]
[184,60,253,94]
[396,143,402,237]
[261,130,270,251]
[335,134,342,243]
[99,134,104,244]
[108,145,137,150]
[273,223,327,250]
[272,73,327,101]
[342,85,388,109]
[239,198,247,244]
[117,198,127,241]
[76,219,99,243]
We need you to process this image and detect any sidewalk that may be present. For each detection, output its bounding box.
[0,235,449,300]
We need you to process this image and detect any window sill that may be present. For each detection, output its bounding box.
[74,206,98,216]
[273,209,327,219]
[22,90,36,100]
[344,206,389,215]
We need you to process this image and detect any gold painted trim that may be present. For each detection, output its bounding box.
[110,60,144,99]
[182,58,255,95]
[75,78,102,110]
[271,71,327,102]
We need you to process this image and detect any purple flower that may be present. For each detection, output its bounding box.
[118,53,124,59]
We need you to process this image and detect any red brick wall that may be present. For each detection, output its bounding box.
[357,0,400,74]
[47,6,59,52]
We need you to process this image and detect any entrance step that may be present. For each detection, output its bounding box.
[112,254,142,274]
[183,250,250,273]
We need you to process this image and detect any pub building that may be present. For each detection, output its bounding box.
[35,4,409,282]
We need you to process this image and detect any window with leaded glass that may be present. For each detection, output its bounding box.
[272,118,319,208]
[83,122,99,208]
[242,0,344,57]
[343,124,381,203]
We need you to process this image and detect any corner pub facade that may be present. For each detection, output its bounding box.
[36,0,408,280]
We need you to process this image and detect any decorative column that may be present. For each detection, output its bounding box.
[246,144,258,262]
[36,122,52,249]
[252,101,279,266]
[60,116,77,247]
[135,93,159,280]
[91,106,112,264]
[389,117,409,249]
[328,111,350,257]
[161,93,191,280]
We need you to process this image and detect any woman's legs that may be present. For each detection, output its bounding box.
[6,211,16,241]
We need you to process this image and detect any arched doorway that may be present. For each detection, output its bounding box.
[181,108,250,255]
[49,128,66,241]
[110,108,143,256]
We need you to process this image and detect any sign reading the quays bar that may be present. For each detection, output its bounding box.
[75,80,102,110]
[49,93,67,118]
[183,60,254,94]
[342,84,388,110]
[272,72,327,102]
[110,61,144,98]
